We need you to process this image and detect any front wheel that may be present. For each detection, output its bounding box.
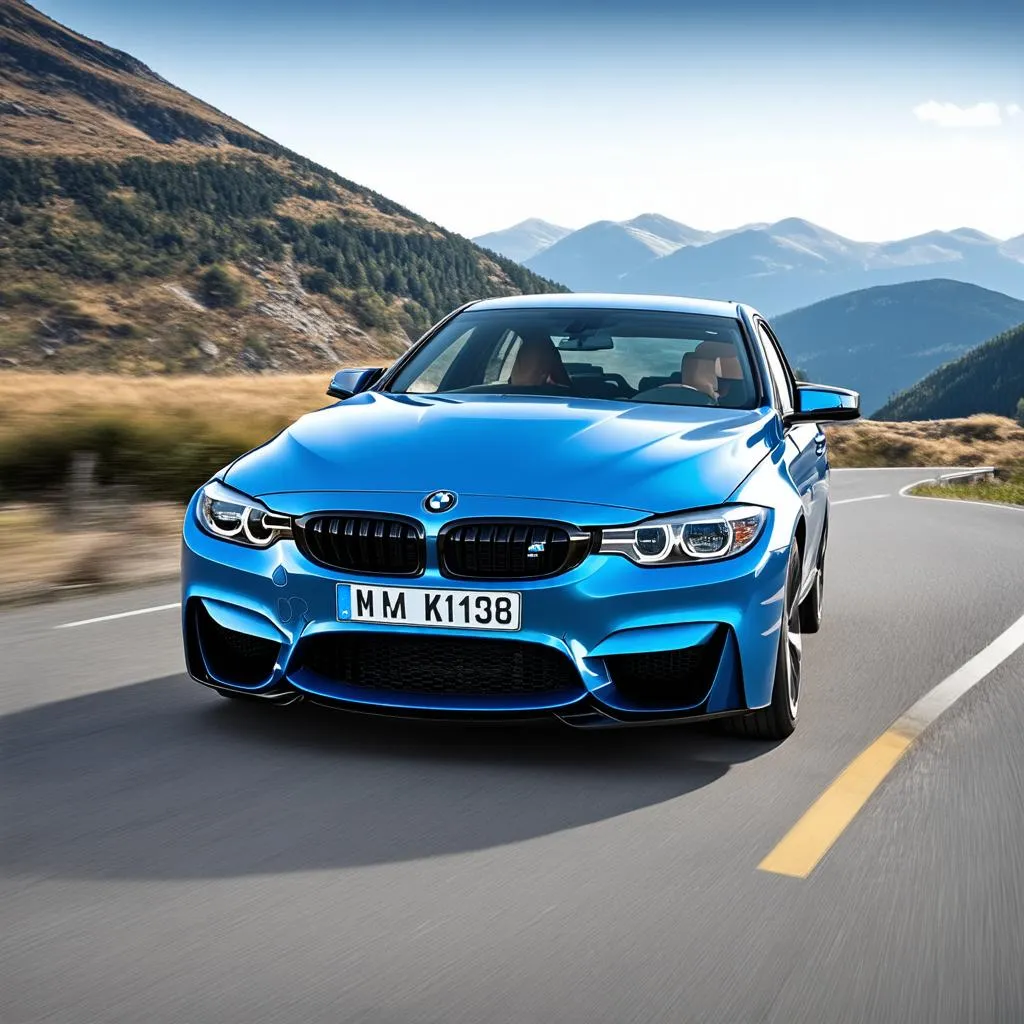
[724,538,802,741]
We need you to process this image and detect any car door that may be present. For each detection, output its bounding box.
[755,319,828,582]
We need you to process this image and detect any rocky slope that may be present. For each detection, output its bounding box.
[0,0,563,373]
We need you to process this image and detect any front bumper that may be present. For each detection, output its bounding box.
[181,491,791,725]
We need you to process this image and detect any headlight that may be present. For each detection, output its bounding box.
[599,505,767,565]
[197,480,292,548]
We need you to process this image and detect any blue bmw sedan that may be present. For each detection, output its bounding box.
[181,294,859,739]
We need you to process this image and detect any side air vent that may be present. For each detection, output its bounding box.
[604,627,727,709]
[191,602,280,686]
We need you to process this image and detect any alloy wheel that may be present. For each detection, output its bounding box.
[785,555,803,716]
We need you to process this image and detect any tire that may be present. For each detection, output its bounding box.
[724,538,802,741]
[798,521,827,634]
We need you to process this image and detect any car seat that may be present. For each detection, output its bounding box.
[509,336,571,386]
[680,352,720,400]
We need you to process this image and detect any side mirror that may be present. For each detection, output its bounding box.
[327,367,384,400]
[788,383,860,423]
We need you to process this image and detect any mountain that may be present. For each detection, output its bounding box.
[771,279,1024,416]
[620,214,712,247]
[0,0,563,373]
[873,321,1024,421]
[625,218,874,309]
[472,218,572,263]
[524,218,693,290]
[522,214,713,289]
[1001,234,1024,260]
[621,220,1024,313]
[487,210,1024,313]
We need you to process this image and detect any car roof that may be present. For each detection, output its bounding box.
[469,292,744,318]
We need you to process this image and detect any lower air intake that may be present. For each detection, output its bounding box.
[295,633,582,697]
[604,627,726,708]
[192,603,280,686]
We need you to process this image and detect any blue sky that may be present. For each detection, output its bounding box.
[35,0,1024,240]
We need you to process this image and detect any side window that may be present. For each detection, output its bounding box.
[757,322,794,416]
[405,327,475,392]
[482,330,522,384]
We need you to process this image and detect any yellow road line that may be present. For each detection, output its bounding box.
[758,728,912,878]
[759,611,1024,879]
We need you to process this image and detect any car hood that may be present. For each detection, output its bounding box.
[225,393,780,516]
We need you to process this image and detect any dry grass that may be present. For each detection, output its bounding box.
[0,502,182,602]
[0,371,332,446]
[273,193,426,235]
[825,415,1024,469]
[1,0,267,161]
[0,372,345,503]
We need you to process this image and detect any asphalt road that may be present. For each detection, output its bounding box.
[3,469,1023,1024]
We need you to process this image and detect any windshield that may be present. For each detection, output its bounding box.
[386,308,760,409]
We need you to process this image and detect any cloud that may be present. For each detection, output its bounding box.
[912,101,1003,128]
[1008,103,1022,117]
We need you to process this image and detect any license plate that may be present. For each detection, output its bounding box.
[337,583,521,631]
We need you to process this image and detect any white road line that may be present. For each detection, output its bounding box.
[760,608,1024,878]
[54,602,181,630]
[894,610,1024,737]
[832,494,890,506]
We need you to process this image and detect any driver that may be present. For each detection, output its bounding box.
[508,335,571,386]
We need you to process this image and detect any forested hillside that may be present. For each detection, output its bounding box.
[772,279,1024,415]
[873,322,1024,421]
[0,0,563,372]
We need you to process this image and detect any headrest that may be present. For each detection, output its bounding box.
[681,353,720,394]
[695,340,736,360]
[718,356,742,381]
[509,336,569,386]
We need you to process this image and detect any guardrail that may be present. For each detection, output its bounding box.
[920,467,996,487]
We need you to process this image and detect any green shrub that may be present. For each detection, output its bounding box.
[244,334,269,357]
[198,264,243,308]
[301,268,333,294]
[0,415,268,503]
[351,289,393,329]
[107,321,142,339]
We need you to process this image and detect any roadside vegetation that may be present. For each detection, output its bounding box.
[825,414,1024,470]
[829,414,1024,508]
[0,372,328,502]
[3,374,1023,503]
[909,468,1024,508]
[0,502,181,604]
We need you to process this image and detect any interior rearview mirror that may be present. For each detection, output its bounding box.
[327,367,385,399]
[789,383,860,423]
[556,333,614,351]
